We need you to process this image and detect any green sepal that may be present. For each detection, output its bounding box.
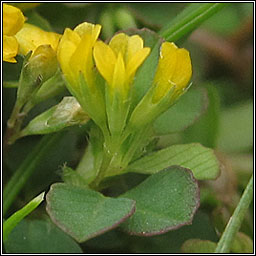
[78,73,107,133]
[28,69,66,106]
[15,51,37,107]
[105,84,131,141]
[127,84,176,130]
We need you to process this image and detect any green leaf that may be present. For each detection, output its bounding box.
[183,84,220,148]
[126,143,220,180]
[4,218,82,253]
[154,88,208,134]
[120,166,199,235]
[181,239,217,253]
[18,97,89,138]
[46,183,136,243]
[3,192,44,242]
[129,211,218,253]
[160,3,229,42]
[216,101,253,153]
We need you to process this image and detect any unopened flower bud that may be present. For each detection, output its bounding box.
[27,44,58,84]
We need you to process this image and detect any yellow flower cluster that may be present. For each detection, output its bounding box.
[57,22,192,103]
[3,4,192,116]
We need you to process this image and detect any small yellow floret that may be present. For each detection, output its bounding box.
[57,22,102,87]
[153,42,192,102]
[93,33,150,96]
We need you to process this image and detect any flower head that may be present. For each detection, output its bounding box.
[93,33,150,96]
[3,4,25,62]
[57,22,101,87]
[153,42,192,102]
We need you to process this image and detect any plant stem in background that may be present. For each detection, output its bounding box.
[159,3,229,42]
[3,133,63,216]
[214,174,253,253]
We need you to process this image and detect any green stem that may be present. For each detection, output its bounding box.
[3,133,63,216]
[214,174,253,253]
[159,3,229,42]
[89,148,113,190]
[7,100,23,129]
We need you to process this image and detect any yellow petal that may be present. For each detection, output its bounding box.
[93,41,116,85]
[74,22,101,44]
[126,35,144,64]
[172,49,192,89]
[109,33,128,59]
[3,35,18,63]
[112,52,126,94]
[15,23,61,55]
[127,47,150,80]
[70,34,94,84]
[109,33,144,64]
[153,42,178,101]
[155,42,178,84]
[153,42,192,102]
[3,4,25,36]
[57,28,81,82]
[71,23,101,86]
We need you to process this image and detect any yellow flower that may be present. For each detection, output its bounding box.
[93,33,150,96]
[15,23,61,56]
[57,22,101,88]
[153,42,192,102]
[3,4,25,63]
